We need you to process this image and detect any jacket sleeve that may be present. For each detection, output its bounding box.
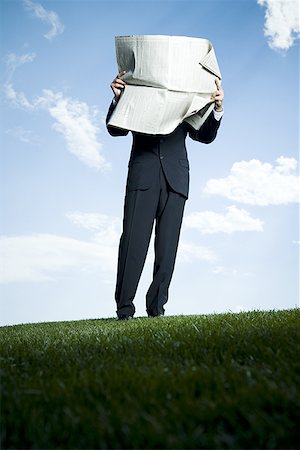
[106,98,129,137]
[187,110,222,144]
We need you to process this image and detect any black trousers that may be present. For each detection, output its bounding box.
[115,164,186,318]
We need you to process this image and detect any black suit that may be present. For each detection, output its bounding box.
[106,98,222,318]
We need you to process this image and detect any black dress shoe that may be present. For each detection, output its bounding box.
[117,314,133,320]
[148,313,164,318]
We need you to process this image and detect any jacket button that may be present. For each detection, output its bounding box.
[160,155,164,160]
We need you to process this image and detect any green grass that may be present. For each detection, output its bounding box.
[1,309,299,449]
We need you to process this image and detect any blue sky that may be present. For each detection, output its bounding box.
[0,0,299,326]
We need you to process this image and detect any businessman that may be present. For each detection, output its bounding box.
[106,70,224,320]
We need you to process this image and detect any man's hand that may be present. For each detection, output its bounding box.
[211,78,224,111]
[110,70,127,98]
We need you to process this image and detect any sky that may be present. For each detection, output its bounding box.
[0,0,299,326]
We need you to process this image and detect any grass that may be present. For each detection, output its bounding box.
[0,308,299,449]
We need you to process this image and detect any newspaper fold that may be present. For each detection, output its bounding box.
[107,35,222,135]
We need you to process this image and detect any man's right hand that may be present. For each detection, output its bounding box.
[110,70,127,98]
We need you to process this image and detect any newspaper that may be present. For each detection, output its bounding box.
[107,35,222,135]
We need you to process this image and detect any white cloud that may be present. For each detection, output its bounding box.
[66,211,121,248]
[257,0,300,50]
[212,265,225,274]
[0,208,223,284]
[23,0,64,40]
[3,52,36,110]
[177,241,218,263]
[65,212,219,265]
[65,211,120,231]
[5,126,40,144]
[36,90,110,170]
[212,266,254,277]
[3,83,35,110]
[0,212,124,284]
[0,231,118,284]
[204,157,300,206]
[184,205,264,234]
[3,53,110,170]
[4,52,36,80]
[212,266,238,277]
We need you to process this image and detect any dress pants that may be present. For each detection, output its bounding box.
[115,164,186,318]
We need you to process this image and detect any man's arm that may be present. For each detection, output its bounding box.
[188,78,224,143]
[106,96,129,137]
[106,69,129,137]
[188,107,223,143]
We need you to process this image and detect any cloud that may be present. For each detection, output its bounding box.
[3,52,36,110]
[0,207,222,283]
[5,126,40,144]
[65,211,121,248]
[212,265,225,274]
[3,83,35,110]
[36,90,110,170]
[257,0,300,50]
[23,0,64,40]
[0,211,122,284]
[212,266,254,277]
[177,241,218,263]
[0,233,118,284]
[4,52,36,80]
[66,212,222,266]
[3,53,110,170]
[204,156,299,206]
[66,211,219,264]
[65,211,121,231]
[184,205,264,234]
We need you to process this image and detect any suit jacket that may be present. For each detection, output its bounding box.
[106,99,222,199]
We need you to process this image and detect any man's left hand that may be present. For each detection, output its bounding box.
[211,78,224,111]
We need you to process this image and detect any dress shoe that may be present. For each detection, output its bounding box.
[117,314,133,320]
[148,313,164,318]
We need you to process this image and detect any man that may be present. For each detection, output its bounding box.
[106,70,224,320]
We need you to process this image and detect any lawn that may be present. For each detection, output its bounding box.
[1,308,299,449]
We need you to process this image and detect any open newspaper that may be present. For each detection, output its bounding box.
[107,35,222,135]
